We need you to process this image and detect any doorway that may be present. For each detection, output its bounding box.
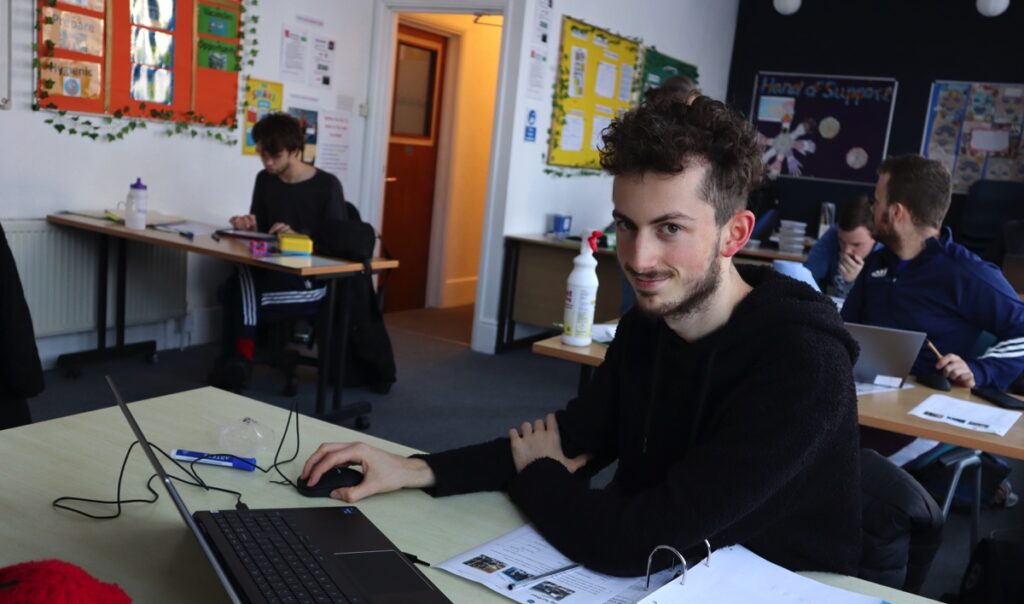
[377,12,504,345]
[381,24,447,313]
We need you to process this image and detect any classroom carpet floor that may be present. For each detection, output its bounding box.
[24,305,1024,601]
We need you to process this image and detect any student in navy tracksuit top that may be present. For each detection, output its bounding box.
[842,154,1024,456]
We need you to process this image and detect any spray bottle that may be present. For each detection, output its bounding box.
[562,230,602,346]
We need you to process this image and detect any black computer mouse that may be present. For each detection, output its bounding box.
[296,467,364,498]
[916,372,952,392]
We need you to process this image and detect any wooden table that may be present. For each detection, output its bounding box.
[495,234,622,353]
[46,213,398,418]
[735,244,808,264]
[0,389,937,603]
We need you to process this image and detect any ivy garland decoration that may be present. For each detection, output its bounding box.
[32,0,260,145]
[542,30,644,179]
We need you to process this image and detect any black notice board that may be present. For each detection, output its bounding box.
[751,71,898,185]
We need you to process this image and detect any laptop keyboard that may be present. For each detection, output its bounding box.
[213,510,352,604]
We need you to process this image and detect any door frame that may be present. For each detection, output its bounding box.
[361,0,523,328]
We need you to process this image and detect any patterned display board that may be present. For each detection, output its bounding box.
[547,16,639,169]
[37,0,240,125]
[751,72,898,184]
[921,81,1024,193]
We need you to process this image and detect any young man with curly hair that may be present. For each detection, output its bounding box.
[300,97,863,576]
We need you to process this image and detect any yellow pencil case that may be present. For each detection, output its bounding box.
[278,233,313,256]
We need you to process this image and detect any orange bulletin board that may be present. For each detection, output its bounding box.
[547,16,640,169]
[37,0,240,126]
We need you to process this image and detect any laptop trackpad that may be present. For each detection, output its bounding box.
[333,550,435,600]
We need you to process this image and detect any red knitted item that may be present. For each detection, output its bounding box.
[0,560,130,603]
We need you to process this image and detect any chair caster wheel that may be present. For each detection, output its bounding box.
[354,415,371,431]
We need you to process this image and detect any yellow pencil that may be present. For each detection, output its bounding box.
[926,339,943,361]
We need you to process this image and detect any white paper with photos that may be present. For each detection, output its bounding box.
[438,524,675,604]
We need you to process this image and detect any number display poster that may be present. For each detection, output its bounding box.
[548,16,639,169]
[752,72,897,184]
[921,81,1024,193]
[243,79,284,155]
[640,47,698,94]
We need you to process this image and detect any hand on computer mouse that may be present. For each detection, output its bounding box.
[300,442,437,503]
[296,466,364,498]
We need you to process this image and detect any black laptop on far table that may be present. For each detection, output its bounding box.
[110,378,450,604]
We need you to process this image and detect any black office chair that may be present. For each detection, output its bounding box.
[859,448,945,594]
[956,181,1024,254]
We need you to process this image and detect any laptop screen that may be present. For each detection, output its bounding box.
[107,377,244,604]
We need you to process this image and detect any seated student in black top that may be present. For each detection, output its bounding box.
[0,221,44,429]
[300,96,863,576]
[210,112,349,390]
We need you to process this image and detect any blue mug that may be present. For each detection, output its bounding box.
[551,213,573,239]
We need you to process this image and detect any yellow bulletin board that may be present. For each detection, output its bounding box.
[547,16,640,169]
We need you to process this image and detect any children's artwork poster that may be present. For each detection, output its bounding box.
[921,81,1024,193]
[42,8,105,57]
[197,38,238,72]
[39,58,102,99]
[131,0,175,31]
[130,26,174,69]
[198,3,238,39]
[640,48,698,94]
[130,64,173,104]
[751,72,897,184]
[548,16,640,169]
[243,78,284,155]
[288,107,318,164]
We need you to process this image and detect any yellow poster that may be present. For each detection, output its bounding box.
[42,8,105,57]
[243,78,284,155]
[548,17,640,169]
[40,57,102,99]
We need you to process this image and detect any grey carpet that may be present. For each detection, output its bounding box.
[23,306,1024,600]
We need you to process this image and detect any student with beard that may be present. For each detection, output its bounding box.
[300,96,863,576]
[842,154,1024,458]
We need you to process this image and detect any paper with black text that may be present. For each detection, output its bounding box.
[639,545,886,604]
[437,524,674,603]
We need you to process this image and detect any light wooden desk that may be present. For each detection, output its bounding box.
[46,213,398,417]
[534,334,1024,460]
[0,389,937,603]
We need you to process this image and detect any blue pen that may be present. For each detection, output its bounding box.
[171,448,257,471]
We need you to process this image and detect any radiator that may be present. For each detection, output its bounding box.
[3,219,187,338]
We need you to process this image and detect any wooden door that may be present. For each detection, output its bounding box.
[381,25,447,312]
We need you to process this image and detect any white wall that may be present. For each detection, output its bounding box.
[402,12,502,308]
[0,0,376,362]
[470,0,741,351]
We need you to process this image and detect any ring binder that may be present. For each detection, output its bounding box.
[644,539,712,589]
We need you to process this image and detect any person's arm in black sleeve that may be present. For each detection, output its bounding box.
[0,224,44,399]
[507,330,855,576]
[414,321,628,495]
[250,171,269,232]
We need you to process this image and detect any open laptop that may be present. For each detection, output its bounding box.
[110,378,450,604]
[845,323,927,389]
[1003,253,1024,292]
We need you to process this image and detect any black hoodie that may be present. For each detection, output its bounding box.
[419,265,862,576]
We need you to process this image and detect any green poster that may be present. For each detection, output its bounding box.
[641,48,699,94]
[198,3,238,39]
[197,38,238,72]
